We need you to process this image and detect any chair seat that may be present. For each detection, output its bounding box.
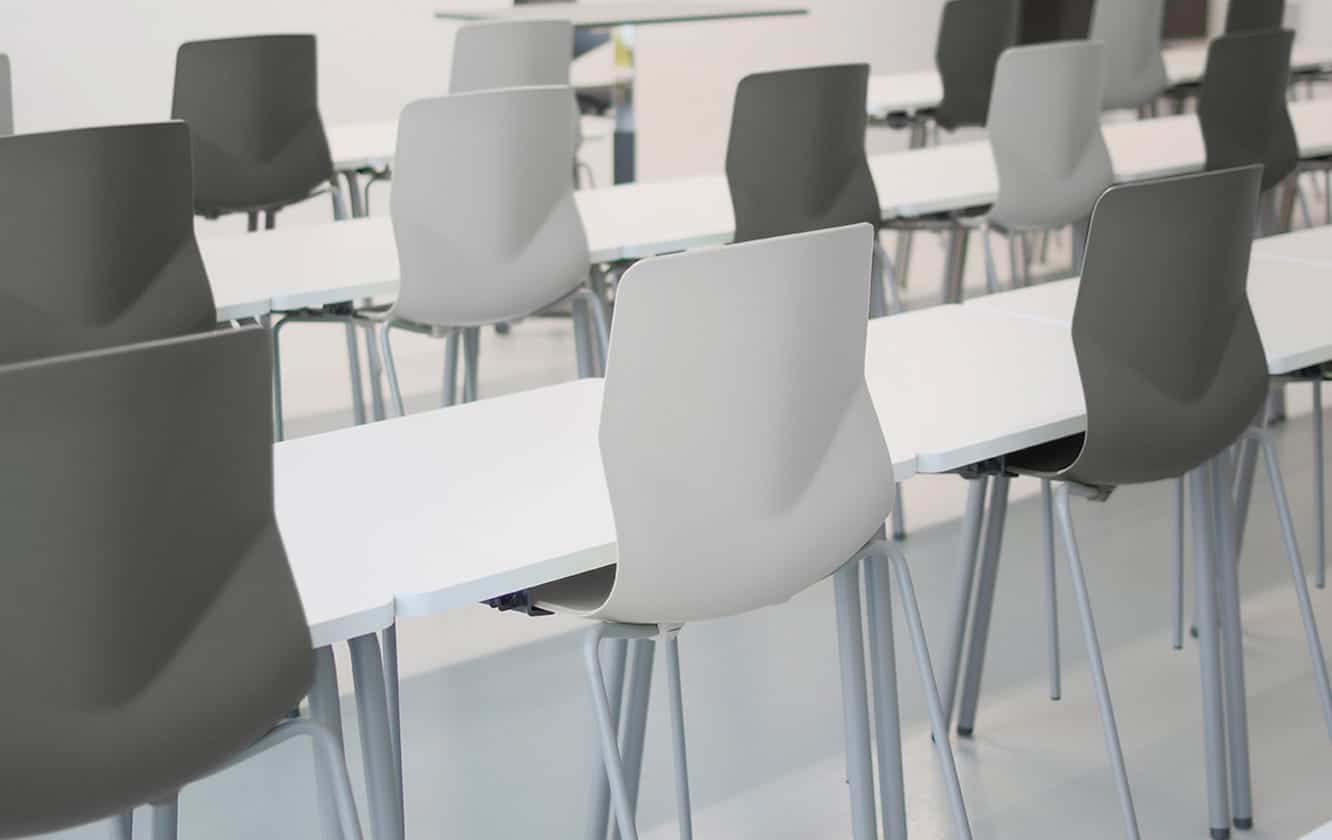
[1005,432,1084,477]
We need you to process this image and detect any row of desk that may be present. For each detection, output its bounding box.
[273,223,1332,840]
[204,98,1332,323]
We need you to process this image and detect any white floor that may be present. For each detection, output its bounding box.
[37,175,1332,840]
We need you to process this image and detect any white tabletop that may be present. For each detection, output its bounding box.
[1252,225,1332,268]
[865,305,1083,474]
[328,114,616,173]
[963,255,1332,376]
[435,1,805,28]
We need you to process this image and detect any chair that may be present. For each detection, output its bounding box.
[933,0,1022,132]
[370,86,607,415]
[725,64,896,314]
[0,327,363,840]
[0,122,217,366]
[450,18,573,92]
[1089,0,1169,112]
[527,224,971,840]
[978,41,1113,287]
[1001,166,1330,838]
[1018,0,1093,43]
[0,54,12,136]
[1198,28,1297,195]
[1225,0,1285,31]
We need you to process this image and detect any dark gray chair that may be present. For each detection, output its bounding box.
[1001,166,1329,839]
[1198,28,1297,194]
[0,54,12,136]
[0,327,362,840]
[1225,0,1285,31]
[172,35,345,228]
[933,0,1022,132]
[0,122,217,365]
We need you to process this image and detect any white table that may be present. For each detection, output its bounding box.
[436,1,806,183]
[865,42,1332,122]
[1253,224,1332,268]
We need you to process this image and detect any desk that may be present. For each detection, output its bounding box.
[436,1,807,183]
[1253,225,1332,268]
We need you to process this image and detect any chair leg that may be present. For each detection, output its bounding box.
[1007,234,1022,291]
[833,561,879,840]
[869,243,888,319]
[113,812,133,840]
[1174,478,1186,650]
[886,544,975,840]
[863,550,906,840]
[343,321,368,426]
[382,625,405,803]
[891,482,907,541]
[981,223,999,295]
[349,633,405,840]
[1313,379,1326,589]
[1188,466,1233,840]
[875,239,903,315]
[662,633,693,840]
[573,286,612,375]
[1253,430,1332,738]
[1042,479,1061,701]
[572,295,594,379]
[1209,459,1253,828]
[462,327,480,403]
[893,229,914,297]
[1053,483,1141,839]
[584,626,642,840]
[309,646,349,840]
[957,474,1010,736]
[362,322,386,422]
[942,476,989,727]
[329,179,349,222]
[270,315,289,442]
[378,324,406,418]
[589,639,630,840]
[442,330,460,408]
[149,795,178,840]
[612,639,655,840]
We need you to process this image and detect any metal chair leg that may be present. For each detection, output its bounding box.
[1189,465,1233,840]
[382,625,404,807]
[588,637,627,840]
[349,634,405,840]
[343,322,367,426]
[309,647,348,840]
[1209,459,1253,828]
[612,639,654,840]
[270,315,289,442]
[957,474,1010,736]
[584,625,643,840]
[1252,430,1332,738]
[942,476,989,726]
[378,324,406,418]
[1314,378,1326,588]
[1042,480,1061,700]
[981,222,999,295]
[1054,483,1142,840]
[1174,478,1186,650]
[662,633,694,840]
[863,549,907,840]
[887,544,974,840]
[891,483,907,541]
[442,330,460,408]
[149,795,178,840]
[875,239,903,315]
[462,327,480,403]
[833,560,879,840]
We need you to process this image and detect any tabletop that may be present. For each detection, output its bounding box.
[865,305,1083,474]
[435,1,806,28]
[1252,224,1332,268]
[328,114,616,173]
[963,254,1332,376]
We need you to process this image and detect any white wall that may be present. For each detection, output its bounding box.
[0,0,945,181]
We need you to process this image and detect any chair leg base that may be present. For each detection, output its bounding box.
[956,726,973,737]
[1234,817,1253,830]
[1212,828,1231,840]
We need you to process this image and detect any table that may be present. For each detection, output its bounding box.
[865,42,1332,122]
[435,1,807,183]
[1253,224,1332,268]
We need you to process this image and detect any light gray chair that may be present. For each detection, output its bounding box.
[527,224,971,840]
[1090,0,1169,113]
[0,327,363,840]
[367,86,607,415]
[0,54,12,136]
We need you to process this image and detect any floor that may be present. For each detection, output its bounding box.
[38,176,1332,840]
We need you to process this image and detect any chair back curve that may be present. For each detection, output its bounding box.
[725,64,879,244]
[390,86,590,327]
[1089,0,1169,110]
[0,328,312,837]
[934,0,1021,131]
[986,41,1113,231]
[1061,166,1269,487]
[535,225,895,625]
[0,121,216,365]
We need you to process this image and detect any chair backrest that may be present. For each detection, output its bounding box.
[1225,0,1285,31]
[725,64,879,243]
[449,19,572,92]
[1018,0,1093,43]
[172,34,333,214]
[0,328,312,837]
[1063,166,1267,487]
[586,225,893,624]
[1199,28,1297,192]
[934,0,1021,131]
[390,86,590,327]
[987,41,1114,231]
[0,122,217,365]
[0,54,12,136]
[1089,0,1169,110]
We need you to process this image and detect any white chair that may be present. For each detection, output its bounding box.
[528,225,971,840]
[1089,0,1169,113]
[449,19,573,94]
[368,86,607,415]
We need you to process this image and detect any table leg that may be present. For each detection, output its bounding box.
[612,26,636,184]
[942,226,971,305]
[349,634,406,840]
[345,171,366,219]
[309,646,348,840]
[956,474,1010,736]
